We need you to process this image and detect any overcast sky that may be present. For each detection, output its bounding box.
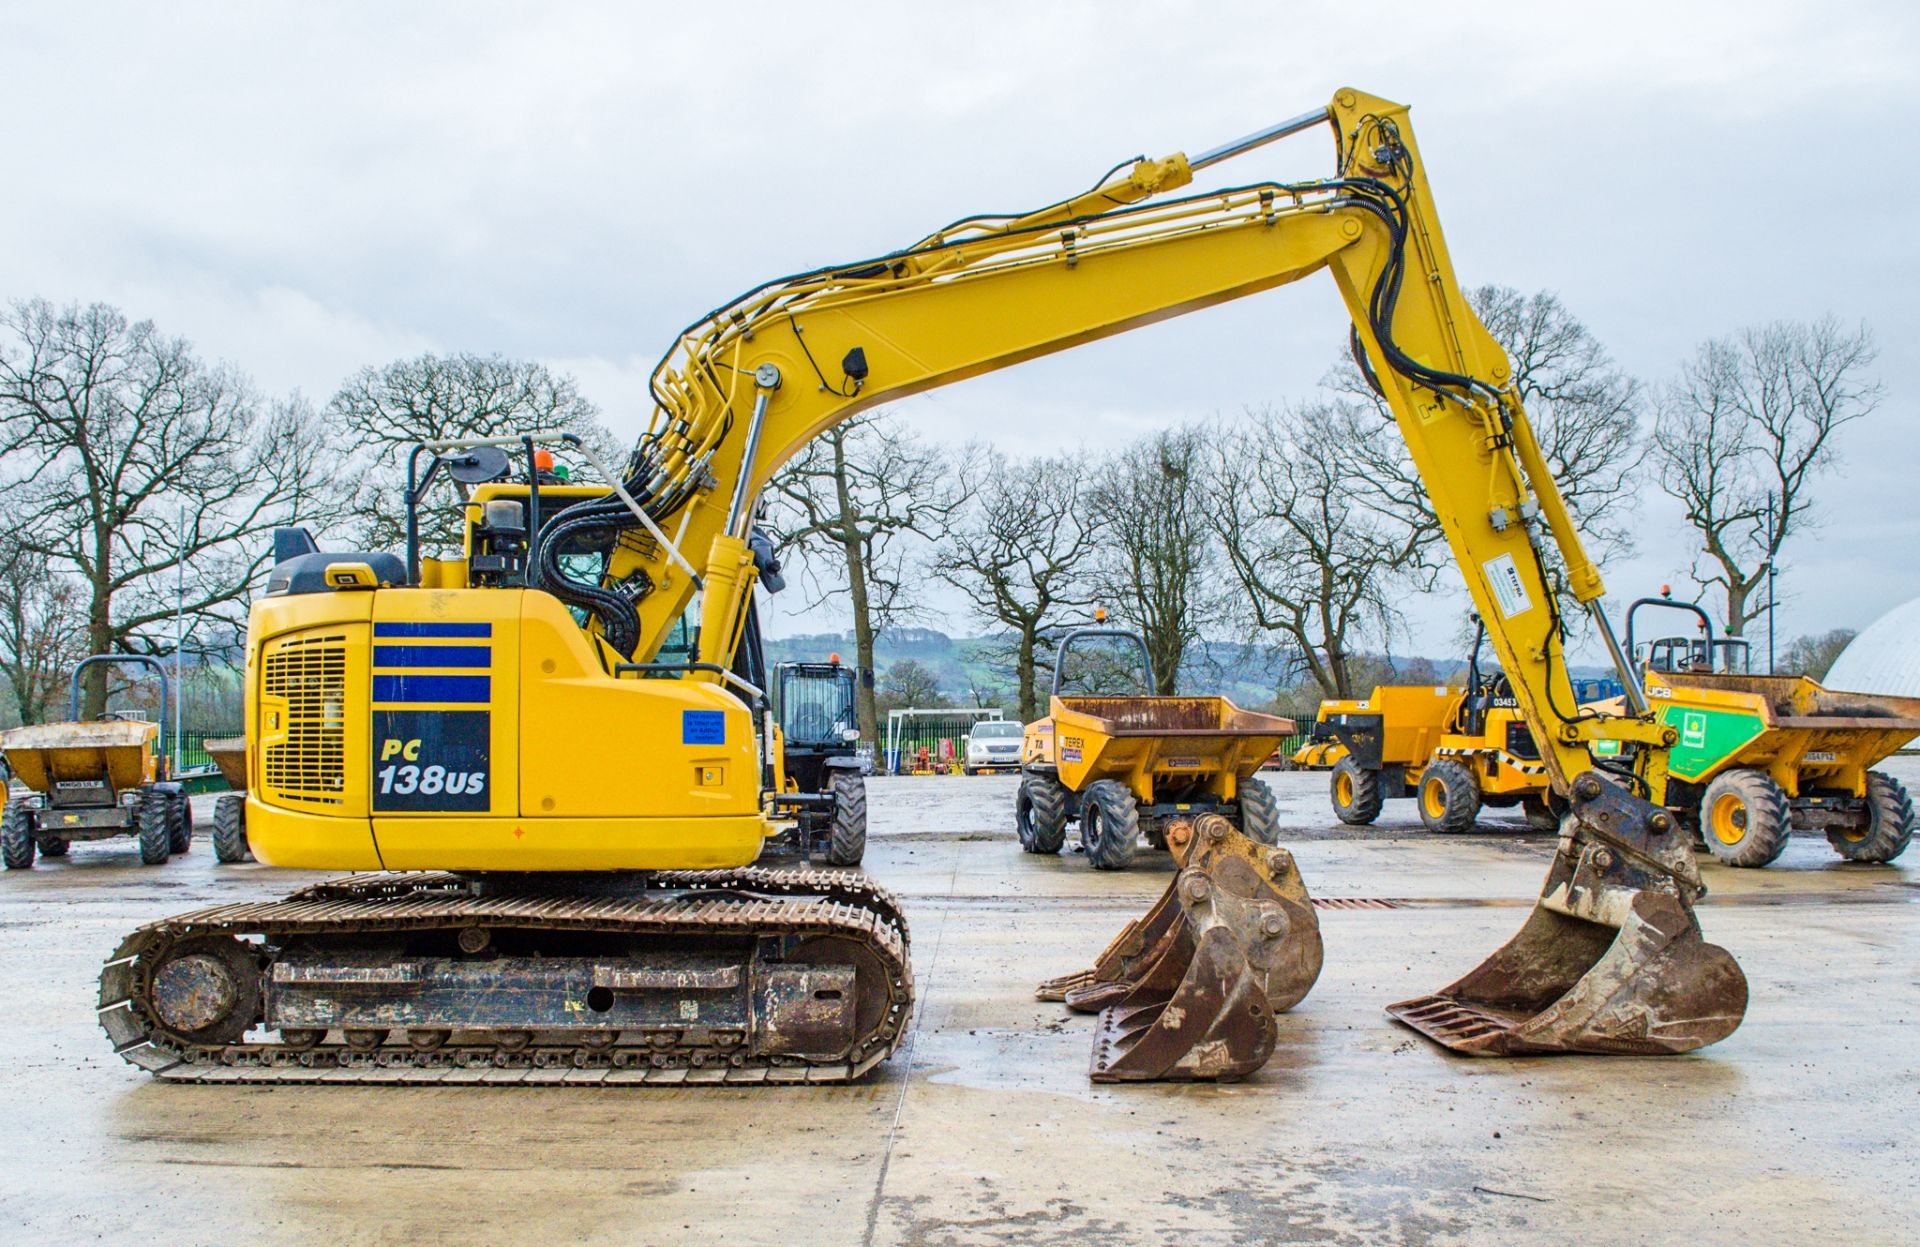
[4,1,1916,666]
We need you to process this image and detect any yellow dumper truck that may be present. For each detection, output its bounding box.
[1016,628,1295,869]
[1,656,192,868]
[1613,598,1918,866]
[1298,602,1918,867]
[1293,625,1563,834]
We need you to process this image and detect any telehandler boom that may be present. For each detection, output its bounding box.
[100,89,1744,1084]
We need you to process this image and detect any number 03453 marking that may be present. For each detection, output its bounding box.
[376,764,487,796]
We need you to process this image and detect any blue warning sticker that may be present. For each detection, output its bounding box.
[682,710,726,746]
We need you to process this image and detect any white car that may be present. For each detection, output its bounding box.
[964,720,1025,774]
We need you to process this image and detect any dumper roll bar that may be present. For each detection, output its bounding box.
[1624,597,1715,667]
[1051,628,1156,698]
[69,655,170,753]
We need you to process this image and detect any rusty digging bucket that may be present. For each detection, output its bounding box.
[1037,813,1323,1082]
[1386,772,1749,1055]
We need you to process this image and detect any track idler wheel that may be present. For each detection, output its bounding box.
[1387,772,1748,1055]
[1039,813,1323,1083]
[145,936,261,1045]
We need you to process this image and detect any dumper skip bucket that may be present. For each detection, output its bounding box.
[1387,772,1748,1055]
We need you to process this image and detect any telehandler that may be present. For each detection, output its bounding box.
[767,655,868,866]
[100,89,1746,1087]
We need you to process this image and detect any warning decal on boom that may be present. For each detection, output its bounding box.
[1483,553,1533,619]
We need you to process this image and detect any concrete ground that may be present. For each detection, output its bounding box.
[0,765,1915,1247]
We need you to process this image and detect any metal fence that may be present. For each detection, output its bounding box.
[883,709,1008,775]
[171,730,240,772]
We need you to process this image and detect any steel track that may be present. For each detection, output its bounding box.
[98,867,912,1085]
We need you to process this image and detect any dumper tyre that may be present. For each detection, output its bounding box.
[136,792,172,865]
[212,793,250,863]
[1417,759,1481,834]
[1238,775,1281,845]
[1828,771,1914,863]
[1330,757,1383,825]
[1699,769,1791,867]
[1081,779,1140,871]
[166,790,193,855]
[39,836,68,857]
[823,771,867,866]
[2,802,34,870]
[1016,771,1069,854]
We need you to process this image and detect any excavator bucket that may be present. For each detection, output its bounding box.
[1388,773,1748,1055]
[1037,814,1323,1082]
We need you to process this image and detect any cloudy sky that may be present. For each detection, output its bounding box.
[4,1,1915,663]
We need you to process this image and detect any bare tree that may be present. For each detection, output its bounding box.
[1206,403,1424,700]
[876,657,949,716]
[326,352,612,552]
[764,412,963,741]
[1778,628,1856,681]
[0,543,88,725]
[1086,427,1219,694]
[935,451,1103,720]
[1652,318,1880,636]
[1326,285,1648,573]
[0,300,343,716]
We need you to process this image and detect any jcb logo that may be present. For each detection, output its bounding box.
[380,738,423,762]
[1681,712,1707,749]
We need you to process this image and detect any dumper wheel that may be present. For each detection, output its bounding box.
[39,837,69,856]
[1329,758,1383,826]
[1016,771,1069,854]
[137,792,173,865]
[823,771,868,866]
[1081,780,1140,871]
[1238,776,1281,845]
[212,794,250,864]
[166,790,194,855]
[1828,771,1914,863]
[1417,759,1482,834]
[1699,769,1791,867]
[2,802,35,870]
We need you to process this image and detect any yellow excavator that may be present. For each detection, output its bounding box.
[99,88,1747,1085]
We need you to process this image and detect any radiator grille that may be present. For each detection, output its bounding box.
[263,634,348,805]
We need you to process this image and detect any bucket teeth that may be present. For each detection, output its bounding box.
[1044,814,1324,1083]
[1388,773,1748,1056]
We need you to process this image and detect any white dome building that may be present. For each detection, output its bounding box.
[1824,597,1920,696]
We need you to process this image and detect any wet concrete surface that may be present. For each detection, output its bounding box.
[1,764,1915,1246]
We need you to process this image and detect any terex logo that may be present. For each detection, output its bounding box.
[1681,711,1708,749]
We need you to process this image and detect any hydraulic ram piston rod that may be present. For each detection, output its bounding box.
[1189,107,1332,171]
